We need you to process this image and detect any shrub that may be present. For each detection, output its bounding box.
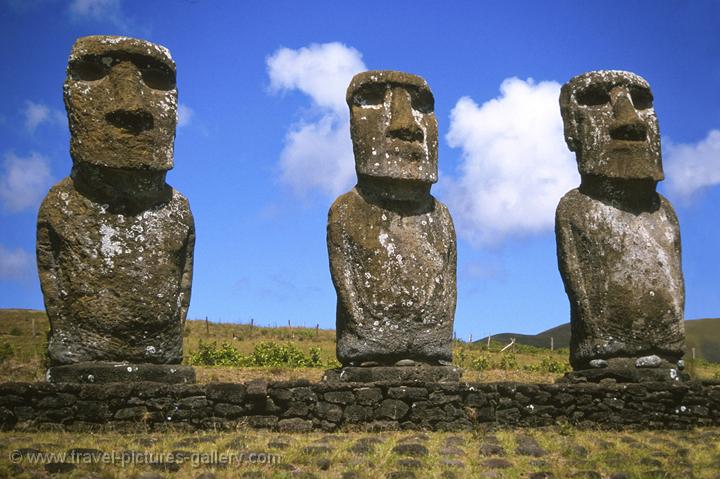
[247,341,310,367]
[470,354,490,371]
[189,341,245,366]
[189,340,331,368]
[8,326,22,336]
[538,356,571,373]
[453,347,467,368]
[496,353,519,370]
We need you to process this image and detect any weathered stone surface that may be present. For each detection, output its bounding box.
[2,379,719,431]
[392,442,428,457]
[515,435,546,457]
[328,70,456,366]
[557,70,685,372]
[636,355,663,368]
[324,365,461,383]
[561,368,688,384]
[324,364,462,384]
[47,362,195,384]
[38,36,194,374]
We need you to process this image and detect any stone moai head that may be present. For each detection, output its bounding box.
[347,71,438,197]
[64,35,177,171]
[559,70,663,181]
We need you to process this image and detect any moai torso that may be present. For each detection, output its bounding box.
[37,36,194,366]
[328,71,457,366]
[556,188,684,367]
[38,178,194,364]
[556,71,685,371]
[328,188,456,365]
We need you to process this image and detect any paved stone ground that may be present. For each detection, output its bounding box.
[1,428,719,478]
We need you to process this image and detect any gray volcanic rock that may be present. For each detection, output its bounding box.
[37,36,194,369]
[556,70,685,371]
[328,71,457,366]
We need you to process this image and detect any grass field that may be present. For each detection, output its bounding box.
[1,309,720,478]
[1,309,719,384]
[1,427,719,478]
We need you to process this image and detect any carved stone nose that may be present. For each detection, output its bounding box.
[387,88,423,143]
[609,87,646,141]
[105,109,154,134]
[104,61,154,134]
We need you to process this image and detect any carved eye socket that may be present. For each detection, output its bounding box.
[140,65,176,91]
[353,84,386,106]
[412,89,434,114]
[576,86,611,106]
[630,87,653,110]
[69,58,109,81]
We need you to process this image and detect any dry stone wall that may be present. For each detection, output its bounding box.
[1,380,718,432]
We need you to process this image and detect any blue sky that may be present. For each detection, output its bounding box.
[1,0,719,340]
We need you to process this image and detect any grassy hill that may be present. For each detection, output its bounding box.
[477,318,720,362]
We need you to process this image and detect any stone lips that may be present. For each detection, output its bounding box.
[556,70,685,372]
[65,35,177,171]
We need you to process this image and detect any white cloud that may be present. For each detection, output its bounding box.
[444,77,579,245]
[177,103,193,128]
[0,245,33,280]
[68,0,128,28]
[267,42,366,197]
[23,101,65,133]
[664,129,720,200]
[0,152,53,212]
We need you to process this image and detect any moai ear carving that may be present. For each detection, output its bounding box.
[555,70,686,381]
[39,36,195,384]
[326,71,459,382]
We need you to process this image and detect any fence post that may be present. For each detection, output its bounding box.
[315,323,319,337]
[205,316,209,335]
[550,336,554,351]
[31,316,36,338]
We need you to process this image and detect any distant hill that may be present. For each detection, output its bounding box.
[476,318,720,363]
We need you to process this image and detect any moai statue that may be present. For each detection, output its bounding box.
[325,71,459,382]
[37,36,195,383]
[556,70,686,381]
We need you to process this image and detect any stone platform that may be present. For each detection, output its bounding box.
[323,364,462,383]
[46,362,196,384]
[1,379,719,432]
[559,367,690,384]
